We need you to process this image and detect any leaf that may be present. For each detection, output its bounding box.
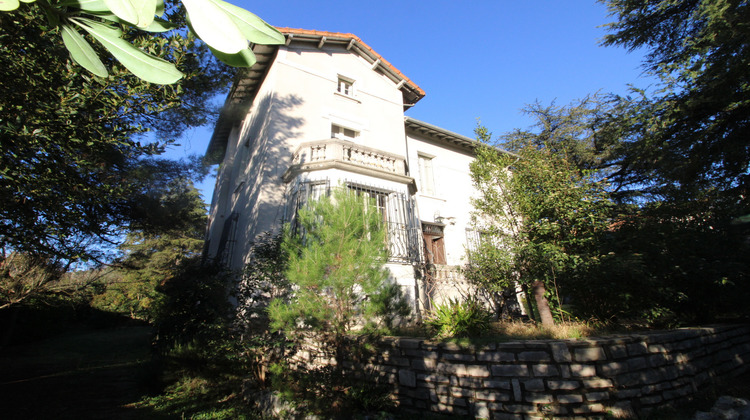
[58,0,110,13]
[90,12,175,32]
[103,0,156,27]
[130,0,156,27]
[73,18,182,84]
[208,0,284,45]
[182,0,246,54]
[208,46,256,67]
[0,0,19,11]
[139,16,175,32]
[60,23,108,78]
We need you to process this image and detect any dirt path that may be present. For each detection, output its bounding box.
[0,325,157,419]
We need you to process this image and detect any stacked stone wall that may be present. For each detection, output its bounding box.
[343,325,750,419]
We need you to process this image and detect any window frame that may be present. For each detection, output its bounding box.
[417,153,436,196]
[331,123,360,141]
[336,75,355,97]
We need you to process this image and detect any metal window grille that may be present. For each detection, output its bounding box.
[283,179,421,263]
[216,212,239,267]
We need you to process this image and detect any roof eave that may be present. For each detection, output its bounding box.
[205,28,426,165]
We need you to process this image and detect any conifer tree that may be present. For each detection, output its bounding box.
[268,188,408,362]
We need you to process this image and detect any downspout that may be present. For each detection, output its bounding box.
[403,117,422,322]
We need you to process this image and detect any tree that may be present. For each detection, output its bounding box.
[0,0,283,84]
[589,0,750,324]
[0,6,223,263]
[92,176,207,320]
[268,188,409,363]
[469,123,612,327]
[600,0,750,202]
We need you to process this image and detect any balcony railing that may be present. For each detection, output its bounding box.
[286,139,407,179]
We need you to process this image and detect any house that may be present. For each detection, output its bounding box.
[203,28,488,315]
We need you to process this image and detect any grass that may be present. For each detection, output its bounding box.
[130,375,259,420]
[392,319,599,345]
[0,320,260,419]
[129,340,261,420]
[489,320,597,340]
[0,325,156,419]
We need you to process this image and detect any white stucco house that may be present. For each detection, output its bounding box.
[204,28,489,316]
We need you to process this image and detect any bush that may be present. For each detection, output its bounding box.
[425,297,492,339]
[268,188,410,362]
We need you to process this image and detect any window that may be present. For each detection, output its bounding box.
[331,124,359,141]
[285,180,420,263]
[418,154,435,196]
[422,222,446,265]
[216,212,239,267]
[347,184,388,223]
[337,76,354,97]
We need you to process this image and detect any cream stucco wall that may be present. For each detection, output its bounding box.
[206,42,413,270]
[204,36,493,316]
[407,134,478,267]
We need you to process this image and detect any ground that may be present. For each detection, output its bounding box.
[0,325,156,419]
[1,322,748,419]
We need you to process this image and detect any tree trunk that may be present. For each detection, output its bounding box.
[531,280,555,327]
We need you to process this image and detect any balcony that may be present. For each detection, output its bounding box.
[283,139,415,190]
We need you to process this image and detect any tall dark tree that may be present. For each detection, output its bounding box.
[600,0,750,203]
[581,0,750,323]
[0,6,228,263]
[92,176,207,320]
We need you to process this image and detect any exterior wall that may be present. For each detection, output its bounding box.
[206,42,411,270]
[407,132,480,306]
[342,325,750,419]
[204,32,491,316]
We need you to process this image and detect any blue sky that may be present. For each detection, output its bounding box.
[167,0,654,202]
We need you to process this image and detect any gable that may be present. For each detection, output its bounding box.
[206,28,425,164]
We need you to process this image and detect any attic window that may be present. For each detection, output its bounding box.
[331,124,359,141]
[337,76,354,97]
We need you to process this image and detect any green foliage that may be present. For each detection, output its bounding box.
[571,0,750,325]
[0,4,227,263]
[92,178,207,319]
[469,118,613,325]
[1,0,283,83]
[425,297,492,339]
[235,232,289,330]
[0,253,65,310]
[151,259,232,348]
[365,282,411,333]
[601,0,750,200]
[268,359,395,417]
[268,188,410,357]
[572,199,750,325]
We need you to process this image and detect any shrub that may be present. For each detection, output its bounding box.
[268,188,410,362]
[425,297,491,339]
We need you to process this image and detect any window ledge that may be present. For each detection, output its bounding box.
[417,193,446,202]
[334,91,361,103]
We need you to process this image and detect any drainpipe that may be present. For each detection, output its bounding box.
[403,117,423,321]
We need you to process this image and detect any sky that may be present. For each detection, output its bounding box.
[166,0,655,202]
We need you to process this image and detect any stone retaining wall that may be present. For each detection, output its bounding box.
[344,325,750,419]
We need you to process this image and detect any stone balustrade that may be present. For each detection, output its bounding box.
[290,139,406,176]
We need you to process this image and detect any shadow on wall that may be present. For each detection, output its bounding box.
[233,93,305,262]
